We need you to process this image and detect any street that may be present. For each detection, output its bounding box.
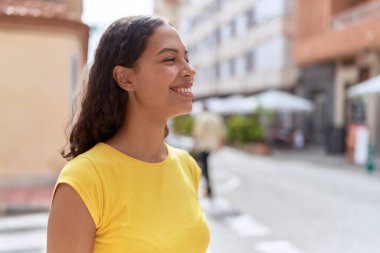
[0,147,379,253]
[205,147,380,253]
[0,213,47,253]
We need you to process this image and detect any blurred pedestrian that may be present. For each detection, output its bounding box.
[47,15,209,253]
[293,128,305,149]
[192,102,226,198]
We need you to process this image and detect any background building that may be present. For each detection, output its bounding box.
[177,0,297,98]
[154,0,183,26]
[294,0,380,154]
[0,0,89,179]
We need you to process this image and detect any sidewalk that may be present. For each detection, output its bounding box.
[270,145,380,178]
[0,175,55,216]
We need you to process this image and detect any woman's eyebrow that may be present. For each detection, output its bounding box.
[156,48,189,56]
[156,48,178,56]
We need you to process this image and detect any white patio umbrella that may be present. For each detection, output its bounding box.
[219,95,257,114]
[191,97,229,115]
[191,90,313,115]
[205,97,228,114]
[252,89,314,112]
[191,96,258,115]
[347,74,380,98]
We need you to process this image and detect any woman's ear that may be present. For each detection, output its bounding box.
[113,66,135,91]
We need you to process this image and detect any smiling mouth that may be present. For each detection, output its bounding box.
[170,86,192,93]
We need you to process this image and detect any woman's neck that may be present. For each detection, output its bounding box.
[106,110,168,163]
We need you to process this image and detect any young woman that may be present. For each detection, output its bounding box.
[47,15,210,253]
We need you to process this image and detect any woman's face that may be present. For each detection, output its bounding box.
[128,23,196,119]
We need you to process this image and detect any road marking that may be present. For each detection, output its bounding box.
[201,197,270,237]
[200,197,238,216]
[223,213,270,237]
[256,240,303,253]
[0,229,46,252]
[214,174,241,195]
[0,213,48,252]
[0,213,48,232]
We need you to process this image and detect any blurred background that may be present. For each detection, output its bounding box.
[0,0,380,252]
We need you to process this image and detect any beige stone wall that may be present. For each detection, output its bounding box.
[0,27,84,178]
[154,0,183,26]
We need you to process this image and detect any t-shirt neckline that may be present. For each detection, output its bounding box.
[98,142,172,167]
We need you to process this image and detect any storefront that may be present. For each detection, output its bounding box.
[347,74,380,163]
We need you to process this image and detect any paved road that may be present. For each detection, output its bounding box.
[204,147,380,253]
[0,213,47,253]
[1,146,379,253]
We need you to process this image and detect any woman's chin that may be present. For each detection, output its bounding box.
[172,104,192,117]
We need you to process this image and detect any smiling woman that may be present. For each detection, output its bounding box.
[46,15,209,253]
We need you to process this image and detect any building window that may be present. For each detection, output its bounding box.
[236,15,247,35]
[180,19,192,33]
[229,58,236,76]
[245,51,255,72]
[215,0,223,10]
[221,61,230,79]
[221,24,230,41]
[195,68,205,83]
[207,32,217,48]
[188,44,197,60]
[230,19,236,38]
[256,0,286,24]
[191,16,199,30]
[236,56,246,76]
[214,28,221,45]
[246,8,256,28]
[214,63,221,80]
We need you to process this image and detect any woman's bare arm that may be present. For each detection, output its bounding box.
[47,183,96,253]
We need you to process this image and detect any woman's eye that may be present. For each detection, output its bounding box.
[163,57,175,62]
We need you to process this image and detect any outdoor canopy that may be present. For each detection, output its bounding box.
[192,89,314,115]
[347,74,380,98]
[252,89,314,113]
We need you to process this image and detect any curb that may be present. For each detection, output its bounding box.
[0,204,50,216]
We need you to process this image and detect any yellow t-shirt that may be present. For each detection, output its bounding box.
[54,142,210,253]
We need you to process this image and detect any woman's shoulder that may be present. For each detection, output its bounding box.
[72,142,113,165]
[61,143,108,175]
[166,144,192,160]
[166,144,202,189]
[166,144,199,169]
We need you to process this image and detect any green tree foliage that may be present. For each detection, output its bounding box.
[226,115,265,144]
[172,115,194,136]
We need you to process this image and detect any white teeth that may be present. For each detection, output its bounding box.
[173,87,191,93]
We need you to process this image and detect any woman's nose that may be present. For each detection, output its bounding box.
[182,61,196,78]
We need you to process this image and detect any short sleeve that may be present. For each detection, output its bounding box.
[52,157,103,227]
[184,152,202,195]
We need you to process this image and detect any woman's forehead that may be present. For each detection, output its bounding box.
[146,24,186,53]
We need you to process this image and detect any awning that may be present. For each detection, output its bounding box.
[347,74,380,98]
[253,89,314,113]
[192,95,257,115]
[191,89,314,115]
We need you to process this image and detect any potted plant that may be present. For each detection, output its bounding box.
[226,115,270,155]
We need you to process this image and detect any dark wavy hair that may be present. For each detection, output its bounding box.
[61,15,168,160]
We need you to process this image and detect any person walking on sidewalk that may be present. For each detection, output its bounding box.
[47,15,209,253]
[192,102,226,198]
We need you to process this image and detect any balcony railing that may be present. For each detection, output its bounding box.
[332,0,380,30]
